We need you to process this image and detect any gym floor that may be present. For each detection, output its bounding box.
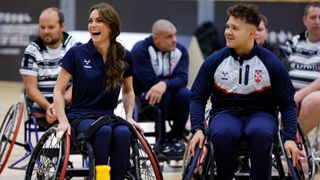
[0,81,319,179]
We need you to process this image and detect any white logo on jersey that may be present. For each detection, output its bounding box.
[83,59,91,69]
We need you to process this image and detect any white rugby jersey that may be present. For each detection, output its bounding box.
[284,31,320,89]
[20,32,80,108]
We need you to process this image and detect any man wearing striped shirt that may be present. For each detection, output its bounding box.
[20,7,80,123]
[284,2,320,134]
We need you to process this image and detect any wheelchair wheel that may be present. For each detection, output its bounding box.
[182,138,214,180]
[294,124,315,179]
[0,102,24,174]
[25,127,70,180]
[279,124,315,180]
[182,146,202,180]
[128,130,163,180]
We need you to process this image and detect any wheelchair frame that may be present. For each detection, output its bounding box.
[0,95,57,172]
[25,116,163,180]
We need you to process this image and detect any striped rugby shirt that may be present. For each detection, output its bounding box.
[284,30,320,89]
[20,32,80,109]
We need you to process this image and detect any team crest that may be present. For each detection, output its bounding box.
[254,70,262,83]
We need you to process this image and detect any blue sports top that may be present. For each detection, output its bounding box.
[60,39,132,120]
[190,43,297,141]
[131,35,189,95]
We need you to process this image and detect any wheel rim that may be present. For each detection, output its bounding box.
[0,102,24,174]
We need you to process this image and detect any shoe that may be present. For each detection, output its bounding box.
[159,143,176,156]
[238,157,250,173]
[173,140,185,156]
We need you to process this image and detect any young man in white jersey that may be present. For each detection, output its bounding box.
[284,2,320,134]
[20,7,80,123]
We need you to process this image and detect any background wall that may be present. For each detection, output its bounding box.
[0,0,308,81]
[0,0,59,81]
[76,0,198,35]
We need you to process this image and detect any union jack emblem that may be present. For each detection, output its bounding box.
[254,70,262,83]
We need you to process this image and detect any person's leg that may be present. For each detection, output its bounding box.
[109,125,131,180]
[169,87,190,140]
[208,113,242,180]
[244,112,277,180]
[157,91,172,139]
[76,119,112,165]
[299,91,320,133]
[138,92,171,142]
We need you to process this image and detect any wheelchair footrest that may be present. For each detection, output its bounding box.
[65,167,89,177]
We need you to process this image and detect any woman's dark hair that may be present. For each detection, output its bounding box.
[260,14,268,29]
[89,3,128,91]
[227,4,261,28]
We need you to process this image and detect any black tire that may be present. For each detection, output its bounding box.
[128,130,163,180]
[0,102,24,174]
[279,123,315,180]
[25,127,70,180]
[182,146,201,180]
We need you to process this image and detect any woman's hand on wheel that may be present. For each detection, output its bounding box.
[128,118,144,134]
[55,120,71,141]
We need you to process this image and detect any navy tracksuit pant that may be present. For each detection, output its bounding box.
[208,111,277,180]
[139,87,190,141]
[76,119,131,180]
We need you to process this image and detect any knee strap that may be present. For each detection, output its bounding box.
[76,115,137,149]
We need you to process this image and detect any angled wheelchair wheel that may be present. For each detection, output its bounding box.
[25,127,70,180]
[182,146,202,180]
[128,130,163,180]
[182,142,213,180]
[0,102,24,174]
[279,124,315,180]
[293,124,315,179]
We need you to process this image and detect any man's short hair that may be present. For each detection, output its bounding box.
[227,4,261,28]
[41,7,64,24]
[304,2,320,16]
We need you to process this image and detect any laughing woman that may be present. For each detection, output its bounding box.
[53,3,142,179]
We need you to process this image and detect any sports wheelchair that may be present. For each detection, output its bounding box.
[25,115,163,180]
[182,110,315,180]
[0,95,58,172]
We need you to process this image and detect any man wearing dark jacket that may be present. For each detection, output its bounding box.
[188,4,298,180]
[131,19,190,156]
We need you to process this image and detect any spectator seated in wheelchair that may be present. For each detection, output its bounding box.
[19,7,80,125]
[131,19,190,157]
[188,4,298,179]
[54,3,142,179]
